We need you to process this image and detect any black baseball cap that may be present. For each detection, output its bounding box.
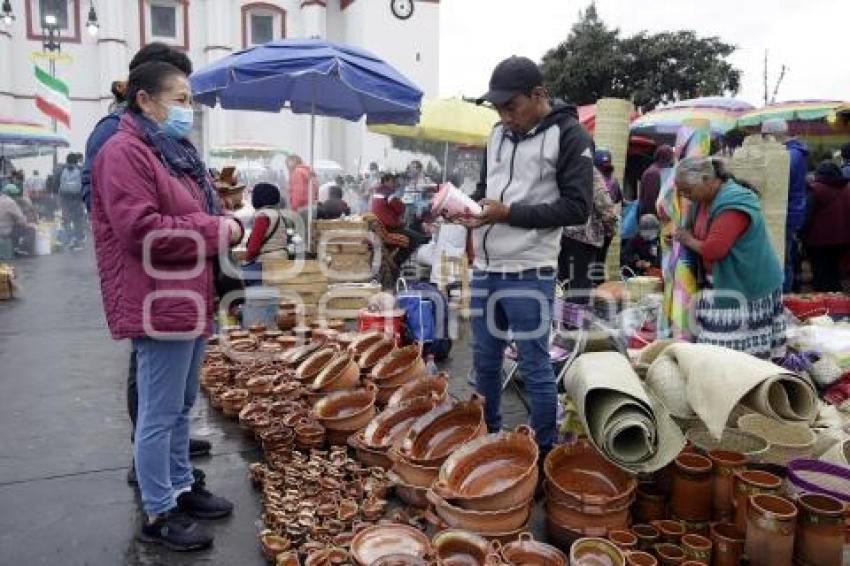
[476,56,544,106]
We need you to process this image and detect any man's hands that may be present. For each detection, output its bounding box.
[451,199,509,228]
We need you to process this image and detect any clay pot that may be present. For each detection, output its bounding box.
[545,482,631,532]
[680,533,711,564]
[632,524,660,552]
[432,425,538,511]
[794,492,844,566]
[670,453,713,522]
[311,353,359,392]
[707,449,746,522]
[427,489,532,534]
[625,551,658,566]
[370,555,429,566]
[732,469,782,533]
[275,550,300,566]
[744,493,797,566]
[389,446,440,488]
[296,347,338,382]
[708,523,744,566]
[370,345,426,387]
[221,388,250,416]
[348,433,394,469]
[544,515,607,552]
[653,543,686,565]
[312,384,377,431]
[569,537,625,566]
[544,440,638,512]
[500,531,567,566]
[608,529,638,551]
[385,471,429,508]
[632,483,668,524]
[247,375,276,396]
[348,330,389,357]
[650,520,685,545]
[281,341,322,366]
[357,337,396,370]
[260,530,291,562]
[349,523,432,566]
[362,396,440,451]
[386,373,450,407]
[399,395,486,466]
[432,528,490,565]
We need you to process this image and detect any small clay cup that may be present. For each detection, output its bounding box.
[732,469,782,533]
[653,543,686,565]
[626,551,658,566]
[744,493,797,566]
[609,529,638,551]
[708,522,744,566]
[671,452,713,522]
[631,523,660,552]
[794,492,844,566]
[651,520,685,545]
[680,533,711,564]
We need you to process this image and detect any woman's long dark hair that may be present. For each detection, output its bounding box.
[125,61,185,113]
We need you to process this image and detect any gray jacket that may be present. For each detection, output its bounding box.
[0,194,25,238]
[472,104,593,272]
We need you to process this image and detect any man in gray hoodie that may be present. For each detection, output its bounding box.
[459,56,593,453]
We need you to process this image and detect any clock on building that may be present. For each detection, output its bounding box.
[390,0,414,20]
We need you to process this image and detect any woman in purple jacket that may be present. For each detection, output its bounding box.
[91,61,242,551]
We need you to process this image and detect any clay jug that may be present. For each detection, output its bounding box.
[732,470,782,533]
[707,449,746,522]
[744,493,797,566]
[671,453,713,522]
[794,492,844,566]
[709,522,745,566]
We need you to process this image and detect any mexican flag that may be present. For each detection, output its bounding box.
[34,64,70,128]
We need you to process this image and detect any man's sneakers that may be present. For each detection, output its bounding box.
[189,438,212,457]
[139,509,213,552]
[176,482,234,520]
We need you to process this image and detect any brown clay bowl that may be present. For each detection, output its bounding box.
[371,345,426,387]
[259,529,291,562]
[221,388,250,416]
[426,489,532,534]
[312,384,378,431]
[348,330,390,357]
[386,373,450,407]
[545,485,632,532]
[389,446,441,488]
[326,426,364,447]
[311,353,359,392]
[399,395,486,466]
[246,375,276,396]
[544,516,610,553]
[362,396,441,450]
[369,554,429,566]
[349,433,394,469]
[570,537,626,566]
[432,425,538,512]
[296,347,338,382]
[500,531,568,566]
[281,341,323,366]
[386,470,430,509]
[544,440,638,511]
[349,523,432,566]
[432,528,490,565]
[358,337,396,371]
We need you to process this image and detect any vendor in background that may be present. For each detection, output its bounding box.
[0,183,28,259]
[317,185,351,219]
[243,182,287,286]
[286,154,318,212]
[639,145,674,217]
[804,161,850,292]
[371,172,429,266]
[3,184,37,255]
[593,148,622,266]
[673,156,785,360]
[622,213,661,276]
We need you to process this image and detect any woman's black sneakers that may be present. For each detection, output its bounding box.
[176,483,234,519]
[138,510,213,552]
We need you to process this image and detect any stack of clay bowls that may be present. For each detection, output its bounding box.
[426,425,538,541]
[312,383,378,446]
[389,395,486,508]
[543,440,637,550]
[308,351,360,397]
[370,345,427,405]
[350,394,441,471]
[386,372,450,407]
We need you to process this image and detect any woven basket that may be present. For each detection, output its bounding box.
[686,425,769,463]
[737,414,816,466]
[786,459,850,502]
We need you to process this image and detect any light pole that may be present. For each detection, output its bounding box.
[41,13,61,169]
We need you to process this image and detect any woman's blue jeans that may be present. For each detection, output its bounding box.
[132,336,206,515]
[470,269,556,451]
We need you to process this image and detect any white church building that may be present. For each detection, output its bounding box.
[0,0,440,172]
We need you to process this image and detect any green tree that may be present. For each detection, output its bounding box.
[540,4,741,111]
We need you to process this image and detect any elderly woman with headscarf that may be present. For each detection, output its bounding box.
[672,156,785,360]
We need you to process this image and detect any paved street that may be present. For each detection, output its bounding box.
[0,244,530,565]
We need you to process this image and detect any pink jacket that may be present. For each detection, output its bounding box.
[91,113,228,339]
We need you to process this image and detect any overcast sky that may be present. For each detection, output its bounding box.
[439,0,849,107]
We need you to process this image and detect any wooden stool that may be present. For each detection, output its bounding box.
[438,252,470,317]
